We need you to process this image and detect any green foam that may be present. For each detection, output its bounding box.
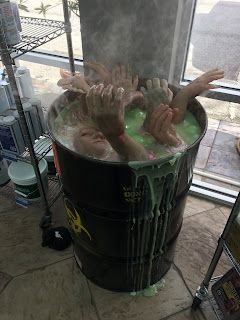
[130,277,166,297]
[125,106,201,151]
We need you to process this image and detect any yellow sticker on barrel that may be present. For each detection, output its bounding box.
[64,198,92,240]
[123,186,145,203]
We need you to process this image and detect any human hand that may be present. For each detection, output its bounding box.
[144,104,181,147]
[141,78,173,112]
[86,61,139,91]
[86,84,125,138]
[111,64,138,91]
[184,68,224,98]
[85,61,112,85]
[57,69,91,93]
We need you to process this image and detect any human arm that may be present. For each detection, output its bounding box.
[86,84,149,161]
[85,62,142,108]
[171,69,224,123]
[140,78,173,129]
[141,78,173,108]
[57,69,91,93]
[144,104,181,147]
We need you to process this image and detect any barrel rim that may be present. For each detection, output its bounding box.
[47,90,207,168]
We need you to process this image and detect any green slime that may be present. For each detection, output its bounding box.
[124,107,201,155]
[128,153,183,290]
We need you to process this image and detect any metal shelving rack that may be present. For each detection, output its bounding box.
[192,191,240,319]
[0,17,65,60]
[0,134,52,163]
[0,0,75,228]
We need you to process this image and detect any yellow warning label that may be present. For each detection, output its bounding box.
[64,198,92,240]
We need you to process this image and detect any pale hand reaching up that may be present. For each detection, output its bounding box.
[57,69,91,93]
[86,84,149,161]
[85,61,139,92]
[144,104,181,147]
[171,68,224,123]
[140,77,173,112]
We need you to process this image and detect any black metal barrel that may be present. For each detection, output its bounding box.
[48,90,207,292]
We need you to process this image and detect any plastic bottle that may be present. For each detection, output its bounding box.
[15,102,35,143]
[0,0,21,45]
[30,98,47,134]
[5,73,23,100]
[15,66,35,99]
[0,78,14,106]
[24,101,42,139]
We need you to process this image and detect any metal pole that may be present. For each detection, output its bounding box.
[0,20,51,224]
[62,0,75,75]
[201,191,240,287]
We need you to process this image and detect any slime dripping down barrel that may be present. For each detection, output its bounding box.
[48,87,207,292]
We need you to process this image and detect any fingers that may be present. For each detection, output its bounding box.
[204,68,224,76]
[132,75,139,90]
[162,110,173,132]
[161,111,180,146]
[86,61,108,74]
[86,61,111,83]
[60,69,71,79]
[86,85,96,111]
[112,65,121,84]
[114,88,124,107]
[146,79,153,90]
[72,75,91,92]
[160,79,168,93]
[148,104,168,133]
[93,84,104,111]
[167,88,173,102]
[124,90,143,107]
[126,64,132,80]
[207,84,222,90]
[102,84,113,109]
[152,78,160,89]
[57,77,72,87]
[201,69,224,82]
[120,64,126,79]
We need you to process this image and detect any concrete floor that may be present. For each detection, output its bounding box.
[0,190,233,320]
[195,116,240,182]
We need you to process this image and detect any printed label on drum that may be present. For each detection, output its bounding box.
[123,186,145,203]
[64,197,92,240]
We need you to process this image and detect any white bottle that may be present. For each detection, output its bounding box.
[16,66,35,99]
[30,98,47,134]
[5,74,23,100]
[12,104,35,145]
[0,0,21,45]
[0,115,25,154]
[1,79,14,106]
[25,101,42,139]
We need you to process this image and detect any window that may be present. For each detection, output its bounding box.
[182,0,240,199]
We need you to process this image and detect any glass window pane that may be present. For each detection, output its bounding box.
[185,0,240,89]
[19,0,83,57]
